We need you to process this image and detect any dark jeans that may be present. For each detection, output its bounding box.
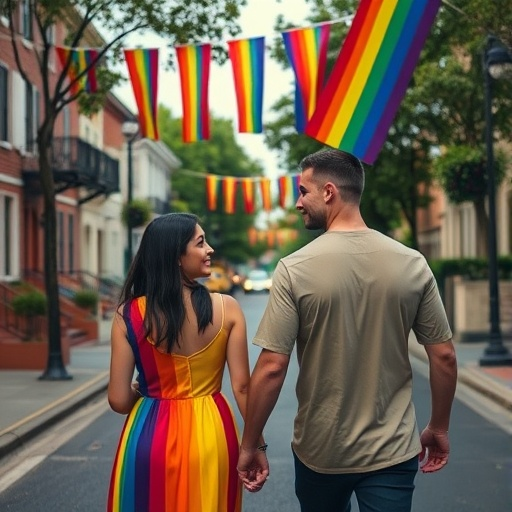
[294,451,418,512]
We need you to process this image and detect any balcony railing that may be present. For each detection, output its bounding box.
[22,137,120,200]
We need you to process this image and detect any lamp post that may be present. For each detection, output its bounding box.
[121,121,139,274]
[479,35,512,367]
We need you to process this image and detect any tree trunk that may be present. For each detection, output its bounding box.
[474,198,489,259]
[38,116,72,380]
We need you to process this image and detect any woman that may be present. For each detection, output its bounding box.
[107,213,256,512]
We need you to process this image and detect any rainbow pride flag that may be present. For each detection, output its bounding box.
[176,44,211,142]
[305,0,441,164]
[227,37,265,133]
[206,175,219,211]
[282,24,330,133]
[241,178,256,214]
[56,47,99,94]
[123,48,159,140]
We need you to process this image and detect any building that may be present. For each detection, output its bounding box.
[0,3,179,351]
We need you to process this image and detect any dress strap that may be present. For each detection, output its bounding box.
[218,293,225,329]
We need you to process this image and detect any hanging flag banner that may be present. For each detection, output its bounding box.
[176,44,211,142]
[305,0,441,164]
[227,37,265,133]
[205,174,219,211]
[241,178,256,214]
[282,24,330,133]
[259,178,272,211]
[56,47,99,94]
[223,177,238,214]
[124,48,159,140]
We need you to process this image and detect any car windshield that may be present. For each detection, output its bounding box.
[248,270,269,280]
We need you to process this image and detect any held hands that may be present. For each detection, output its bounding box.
[419,425,450,473]
[237,446,269,492]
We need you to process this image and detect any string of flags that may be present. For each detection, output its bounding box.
[183,170,301,214]
[55,0,442,165]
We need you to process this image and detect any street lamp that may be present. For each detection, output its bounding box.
[479,35,512,367]
[121,121,139,273]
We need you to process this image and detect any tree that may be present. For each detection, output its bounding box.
[1,0,246,379]
[158,105,267,264]
[407,0,512,256]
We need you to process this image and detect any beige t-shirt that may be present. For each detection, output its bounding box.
[253,230,452,473]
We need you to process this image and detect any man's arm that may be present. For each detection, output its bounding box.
[420,340,457,473]
[237,349,290,490]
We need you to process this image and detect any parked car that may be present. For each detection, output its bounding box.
[243,269,272,294]
[203,266,233,294]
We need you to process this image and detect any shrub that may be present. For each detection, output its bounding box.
[73,289,99,312]
[11,291,47,317]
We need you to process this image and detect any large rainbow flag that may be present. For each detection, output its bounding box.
[282,24,330,133]
[227,37,265,133]
[123,48,159,140]
[305,0,442,164]
[176,44,211,142]
[56,47,99,94]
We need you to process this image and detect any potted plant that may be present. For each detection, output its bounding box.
[121,199,152,228]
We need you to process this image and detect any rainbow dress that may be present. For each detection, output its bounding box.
[107,296,242,512]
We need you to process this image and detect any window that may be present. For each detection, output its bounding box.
[21,0,32,40]
[24,81,39,153]
[0,193,19,280]
[0,65,7,142]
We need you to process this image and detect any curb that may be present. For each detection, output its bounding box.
[0,371,109,460]
[408,342,512,412]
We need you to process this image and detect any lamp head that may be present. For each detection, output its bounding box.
[485,37,512,80]
[122,121,139,141]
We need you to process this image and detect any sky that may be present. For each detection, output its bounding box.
[114,0,312,178]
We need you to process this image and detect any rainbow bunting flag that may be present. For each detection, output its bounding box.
[259,178,272,211]
[56,47,99,94]
[124,48,159,140]
[227,37,265,133]
[305,0,441,164]
[176,44,211,142]
[241,178,256,214]
[222,177,237,214]
[282,24,330,133]
[205,175,219,211]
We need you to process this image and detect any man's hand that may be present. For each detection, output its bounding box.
[419,426,450,473]
[237,447,269,492]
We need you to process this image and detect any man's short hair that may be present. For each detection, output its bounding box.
[299,149,365,203]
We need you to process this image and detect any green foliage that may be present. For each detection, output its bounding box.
[434,146,506,204]
[121,199,152,228]
[73,289,99,312]
[11,291,47,317]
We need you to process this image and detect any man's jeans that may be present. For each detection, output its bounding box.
[294,450,418,512]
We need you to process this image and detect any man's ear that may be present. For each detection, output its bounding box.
[323,182,337,203]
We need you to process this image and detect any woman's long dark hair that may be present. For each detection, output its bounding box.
[119,213,213,353]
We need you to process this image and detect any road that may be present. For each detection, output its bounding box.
[0,291,511,511]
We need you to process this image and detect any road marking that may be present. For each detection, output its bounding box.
[0,396,110,494]
[0,455,46,494]
[0,371,109,437]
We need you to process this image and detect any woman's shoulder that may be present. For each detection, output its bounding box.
[214,293,244,319]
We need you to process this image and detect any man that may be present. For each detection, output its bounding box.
[237,149,457,511]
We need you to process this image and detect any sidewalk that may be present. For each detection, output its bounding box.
[0,326,511,460]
